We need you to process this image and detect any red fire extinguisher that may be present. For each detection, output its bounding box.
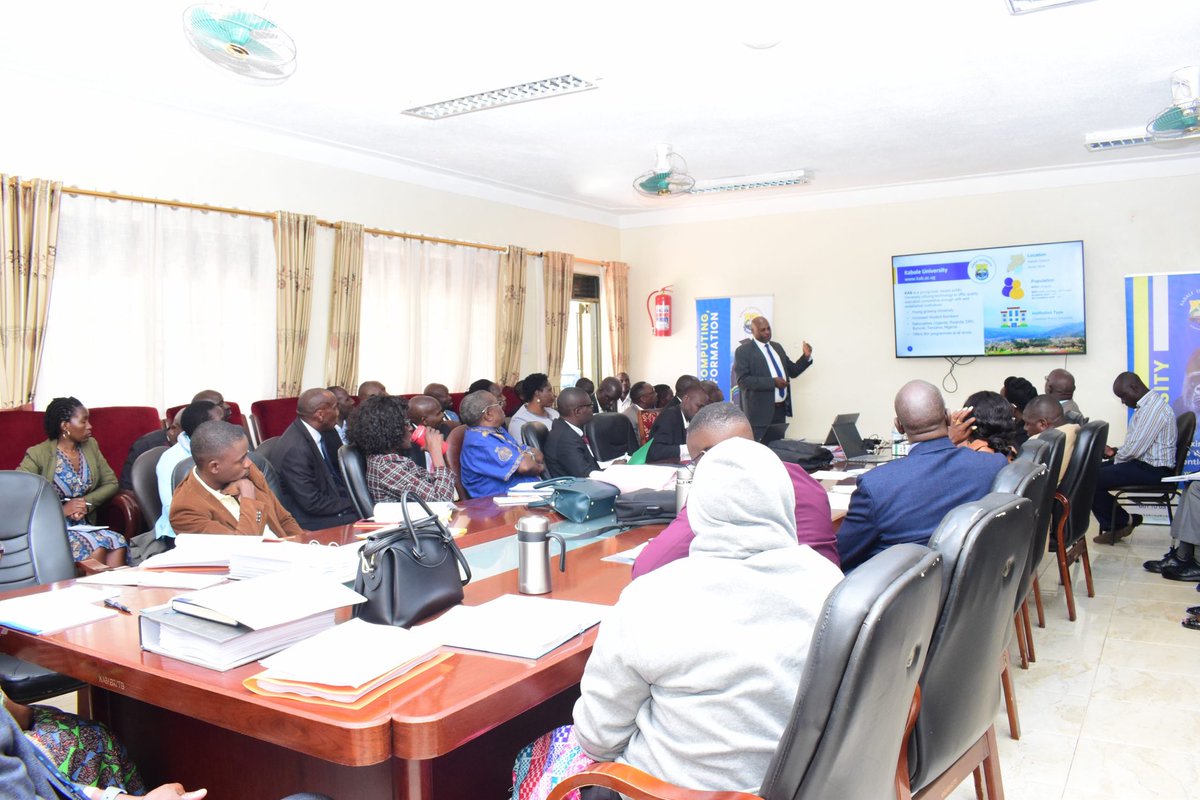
[646,286,673,337]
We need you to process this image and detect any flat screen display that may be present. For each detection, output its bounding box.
[892,240,1086,358]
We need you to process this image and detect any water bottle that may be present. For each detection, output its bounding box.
[516,515,567,595]
[675,465,694,510]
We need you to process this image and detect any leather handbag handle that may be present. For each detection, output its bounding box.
[401,491,472,585]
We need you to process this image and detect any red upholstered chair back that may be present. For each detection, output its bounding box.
[499,387,520,417]
[449,392,467,414]
[0,411,48,470]
[249,398,299,443]
[636,409,661,445]
[87,406,164,474]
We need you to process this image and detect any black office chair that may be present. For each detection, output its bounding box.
[522,421,550,452]
[338,444,374,519]
[130,445,169,528]
[172,451,285,500]
[585,412,638,461]
[549,544,945,800]
[1051,420,1107,621]
[254,435,282,466]
[1107,411,1195,532]
[1013,430,1066,633]
[0,472,88,705]
[905,493,1032,799]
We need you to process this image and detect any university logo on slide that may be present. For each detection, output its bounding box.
[970,256,996,283]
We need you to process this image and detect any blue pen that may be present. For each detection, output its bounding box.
[103,598,132,614]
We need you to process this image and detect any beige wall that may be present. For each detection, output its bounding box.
[621,174,1200,444]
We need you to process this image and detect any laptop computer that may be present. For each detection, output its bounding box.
[831,420,893,464]
[823,413,860,446]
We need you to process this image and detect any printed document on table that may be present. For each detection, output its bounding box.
[77,570,227,590]
[0,586,121,635]
[259,618,442,687]
[171,571,365,630]
[602,541,649,564]
[416,594,609,659]
[139,534,271,569]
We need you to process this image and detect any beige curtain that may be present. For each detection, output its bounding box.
[1,176,61,409]
[602,260,631,376]
[543,251,575,391]
[274,211,317,398]
[495,245,527,388]
[325,222,365,391]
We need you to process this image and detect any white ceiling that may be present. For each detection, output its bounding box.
[4,0,1200,220]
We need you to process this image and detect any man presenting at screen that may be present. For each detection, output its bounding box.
[733,316,812,444]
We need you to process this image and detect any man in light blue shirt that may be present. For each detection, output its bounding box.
[155,400,225,540]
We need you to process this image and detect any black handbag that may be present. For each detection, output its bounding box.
[532,477,620,523]
[353,493,471,628]
[614,489,677,526]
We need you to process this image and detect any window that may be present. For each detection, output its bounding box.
[560,274,602,389]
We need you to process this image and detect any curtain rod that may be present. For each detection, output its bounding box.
[14,180,607,266]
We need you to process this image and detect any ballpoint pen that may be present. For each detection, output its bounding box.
[103,598,132,614]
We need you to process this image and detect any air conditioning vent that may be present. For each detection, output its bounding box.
[572,274,600,301]
[1084,130,1153,151]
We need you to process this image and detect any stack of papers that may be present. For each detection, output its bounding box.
[587,464,679,494]
[602,541,650,565]
[140,606,337,672]
[416,594,609,659]
[139,534,271,570]
[168,571,365,628]
[227,540,364,582]
[0,586,120,635]
[494,483,554,506]
[77,570,226,590]
[245,618,447,707]
[373,501,456,525]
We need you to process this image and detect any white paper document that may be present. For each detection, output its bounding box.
[171,571,365,630]
[227,540,364,582]
[827,491,853,512]
[0,586,121,635]
[587,464,679,494]
[1160,473,1200,483]
[810,470,852,482]
[76,570,227,590]
[602,542,649,564]
[416,594,609,659]
[373,502,456,524]
[139,534,272,570]
[259,618,441,687]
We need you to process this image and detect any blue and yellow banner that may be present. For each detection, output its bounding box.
[696,295,774,403]
[1125,272,1200,469]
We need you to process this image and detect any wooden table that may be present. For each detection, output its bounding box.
[0,505,660,799]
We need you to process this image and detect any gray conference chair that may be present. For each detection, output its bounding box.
[130,445,169,529]
[1014,429,1066,632]
[1051,420,1108,621]
[547,544,945,800]
[338,443,374,519]
[905,493,1032,799]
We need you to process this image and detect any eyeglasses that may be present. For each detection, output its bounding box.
[485,402,503,412]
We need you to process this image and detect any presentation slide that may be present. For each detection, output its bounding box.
[893,240,1086,358]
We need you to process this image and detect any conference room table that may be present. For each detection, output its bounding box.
[0,491,850,799]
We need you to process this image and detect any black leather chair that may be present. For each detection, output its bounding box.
[548,544,945,800]
[254,435,282,466]
[585,412,638,461]
[1051,420,1108,621]
[905,493,1032,799]
[522,421,550,452]
[338,443,374,519]
[0,472,87,705]
[989,457,1049,739]
[1107,410,1195,532]
[1014,430,1066,633]
[172,451,285,500]
[130,445,169,529]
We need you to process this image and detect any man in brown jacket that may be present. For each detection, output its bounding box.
[169,420,304,537]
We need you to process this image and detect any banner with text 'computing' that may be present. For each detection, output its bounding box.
[695,295,773,404]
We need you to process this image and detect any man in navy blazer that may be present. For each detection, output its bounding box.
[836,380,1008,572]
[544,388,601,478]
[269,388,359,530]
[733,316,812,444]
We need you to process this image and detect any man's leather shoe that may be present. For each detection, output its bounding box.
[1144,548,1186,573]
[1162,562,1200,582]
[1187,605,1200,617]
[1183,617,1200,631]
[1094,526,1133,545]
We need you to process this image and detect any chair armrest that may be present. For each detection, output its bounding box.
[548,762,761,800]
[98,490,142,539]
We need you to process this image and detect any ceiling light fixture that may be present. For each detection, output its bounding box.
[689,170,810,194]
[1005,0,1095,14]
[402,74,597,120]
[1083,129,1155,151]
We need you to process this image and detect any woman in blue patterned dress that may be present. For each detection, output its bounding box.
[18,397,128,571]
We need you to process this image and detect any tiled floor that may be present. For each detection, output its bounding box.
[948,523,1200,799]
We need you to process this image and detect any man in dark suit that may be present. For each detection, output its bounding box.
[269,388,359,529]
[836,380,1008,572]
[120,409,182,489]
[733,316,812,444]
[662,375,699,410]
[646,385,711,462]
[544,388,600,477]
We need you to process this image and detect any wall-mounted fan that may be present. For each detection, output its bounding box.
[633,145,696,197]
[1148,66,1200,140]
[182,4,297,84]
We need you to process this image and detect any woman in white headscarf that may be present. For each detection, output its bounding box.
[511,437,844,798]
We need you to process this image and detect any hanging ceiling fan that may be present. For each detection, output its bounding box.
[1085,66,1200,150]
[182,4,298,84]
[633,144,809,199]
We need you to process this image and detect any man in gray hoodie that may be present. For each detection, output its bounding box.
[571,437,844,792]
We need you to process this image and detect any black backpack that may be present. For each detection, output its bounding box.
[768,439,834,472]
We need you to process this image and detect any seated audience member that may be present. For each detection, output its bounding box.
[646,385,712,462]
[576,377,600,413]
[357,380,387,402]
[663,374,700,409]
[170,421,303,536]
[632,403,839,578]
[1146,481,1200,581]
[1022,394,1080,482]
[654,383,674,408]
[595,377,622,413]
[508,372,559,441]
[155,401,226,541]
[615,372,632,412]
[467,378,502,397]
[1092,371,1177,544]
[18,397,126,571]
[836,380,1008,572]
[513,438,843,794]
[271,389,359,529]
[700,379,725,403]
[119,412,181,490]
[544,388,600,478]
[1045,368,1085,422]
[423,383,461,425]
[327,385,355,444]
[458,390,545,497]
[350,395,455,504]
[957,390,1020,459]
[407,394,455,440]
[192,389,233,421]
[621,380,658,431]
[1002,375,1038,445]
